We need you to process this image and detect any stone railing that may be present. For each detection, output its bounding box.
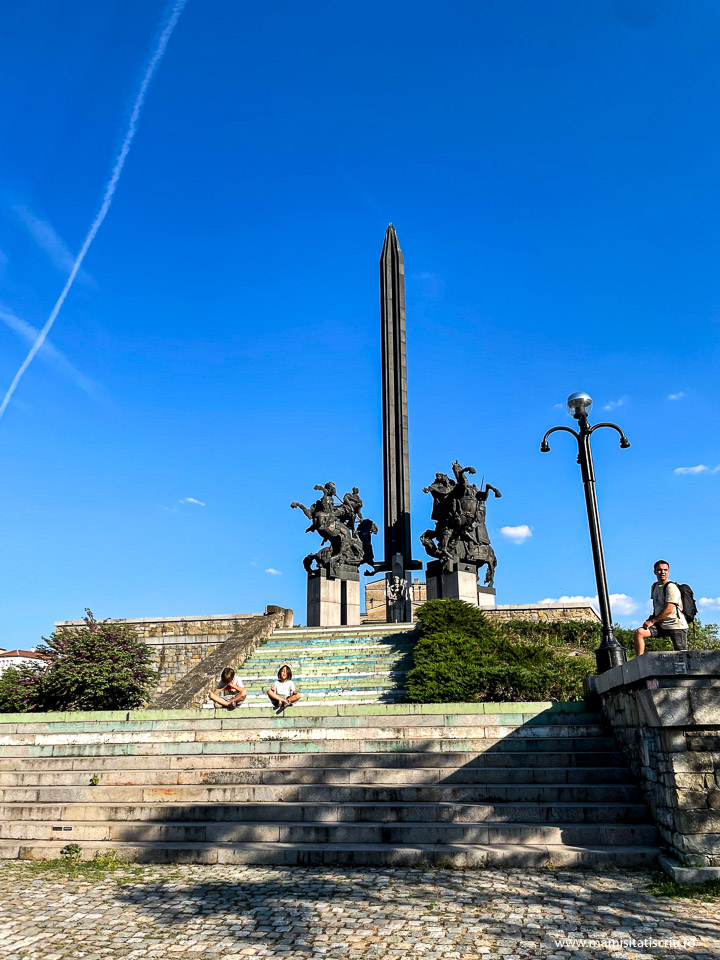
[590,652,720,882]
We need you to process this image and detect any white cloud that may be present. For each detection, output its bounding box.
[0,308,99,397]
[537,593,638,615]
[552,403,564,410]
[699,597,720,610]
[180,497,205,506]
[249,561,257,566]
[602,396,627,412]
[265,568,282,576]
[668,392,685,401]
[500,525,532,544]
[674,465,708,475]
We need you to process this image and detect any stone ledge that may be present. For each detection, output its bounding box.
[659,853,720,883]
[54,613,263,627]
[592,651,720,698]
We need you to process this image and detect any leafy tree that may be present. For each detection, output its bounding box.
[35,609,157,711]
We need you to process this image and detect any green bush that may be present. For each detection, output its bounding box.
[0,610,158,713]
[0,665,43,713]
[496,618,602,651]
[407,600,595,703]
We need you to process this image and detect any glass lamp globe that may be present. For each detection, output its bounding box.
[567,392,593,419]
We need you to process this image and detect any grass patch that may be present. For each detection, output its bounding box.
[1,849,132,881]
[648,873,720,901]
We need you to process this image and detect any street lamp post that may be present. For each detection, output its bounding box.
[541,392,631,674]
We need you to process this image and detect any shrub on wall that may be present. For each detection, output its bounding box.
[406,600,595,703]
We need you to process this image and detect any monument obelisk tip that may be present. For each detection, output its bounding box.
[378,224,421,623]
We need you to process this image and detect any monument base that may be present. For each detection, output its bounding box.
[307,567,360,627]
[425,560,496,608]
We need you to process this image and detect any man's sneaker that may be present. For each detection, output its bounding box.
[273,703,285,715]
[227,703,236,711]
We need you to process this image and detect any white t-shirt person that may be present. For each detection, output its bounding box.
[273,678,296,699]
[651,581,688,630]
[268,664,299,708]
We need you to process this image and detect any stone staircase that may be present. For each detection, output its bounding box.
[234,623,415,707]
[0,699,659,867]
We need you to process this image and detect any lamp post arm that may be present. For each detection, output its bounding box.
[540,425,579,452]
[589,422,631,447]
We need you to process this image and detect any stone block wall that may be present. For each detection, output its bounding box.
[484,603,600,624]
[593,652,720,878]
[363,577,600,625]
[54,613,268,696]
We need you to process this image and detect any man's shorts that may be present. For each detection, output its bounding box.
[648,624,688,651]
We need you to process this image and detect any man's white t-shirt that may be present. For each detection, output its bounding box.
[651,582,688,630]
[273,679,296,698]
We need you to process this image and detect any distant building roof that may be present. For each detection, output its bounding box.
[0,650,48,659]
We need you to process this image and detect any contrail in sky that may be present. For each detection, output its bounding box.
[0,0,188,423]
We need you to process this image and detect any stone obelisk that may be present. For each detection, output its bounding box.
[377,224,421,621]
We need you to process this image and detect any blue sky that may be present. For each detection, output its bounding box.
[1,0,719,649]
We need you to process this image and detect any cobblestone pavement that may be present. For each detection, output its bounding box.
[0,863,718,960]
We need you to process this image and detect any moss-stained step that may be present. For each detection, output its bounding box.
[0,838,659,868]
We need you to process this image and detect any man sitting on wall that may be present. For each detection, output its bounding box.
[634,559,688,656]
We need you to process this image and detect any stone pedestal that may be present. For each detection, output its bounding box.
[425,560,496,608]
[307,567,360,627]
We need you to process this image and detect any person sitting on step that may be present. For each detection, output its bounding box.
[266,664,300,714]
[209,667,247,710]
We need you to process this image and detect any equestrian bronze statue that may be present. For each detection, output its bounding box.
[420,461,501,587]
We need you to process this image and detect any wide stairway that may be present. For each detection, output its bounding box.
[0,700,659,867]
[236,623,415,707]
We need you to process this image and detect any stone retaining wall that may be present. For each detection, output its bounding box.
[591,652,720,882]
[53,611,289,697]
[484,603,600,624]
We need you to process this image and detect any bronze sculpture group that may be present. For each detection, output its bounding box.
[291,483,377,577]
[292,460,501,587]
[420,461,501,587]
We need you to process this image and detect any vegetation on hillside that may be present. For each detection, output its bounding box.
[406,600,595,703]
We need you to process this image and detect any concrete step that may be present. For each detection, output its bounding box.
[266,626,416,640]
[3,712,605,735]
[0,750,626,772]
[0,702,599,723]
[0,782,642,804]
[0,800,651,824]
[1,736,623,759]
[241,668,409,682]
[0,722,610,745]
[0,839,659,868]
[0,766,635,787]
[247,649,412,661]
[0,819,658,846]
[1,714,606,736]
